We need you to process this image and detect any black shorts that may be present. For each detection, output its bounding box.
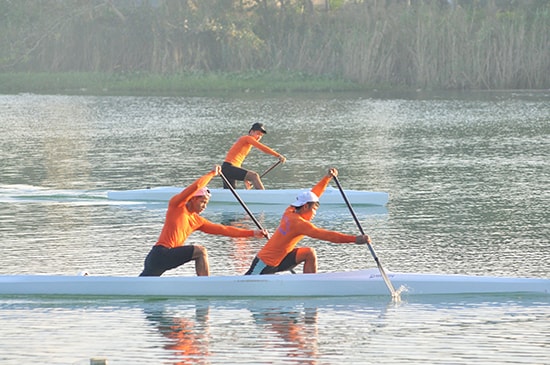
[139,245,195,276]
[244,249,298,275]
[221,162,248,189]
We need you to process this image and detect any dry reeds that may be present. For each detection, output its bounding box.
[1,0,548,90]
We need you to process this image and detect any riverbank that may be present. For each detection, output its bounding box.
[0,72,370,96]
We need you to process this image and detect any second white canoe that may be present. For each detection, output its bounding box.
[107,186,389,206]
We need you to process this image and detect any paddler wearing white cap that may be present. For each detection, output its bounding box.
[245,168,371,275]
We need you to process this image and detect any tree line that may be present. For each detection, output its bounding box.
[1,0,548,90]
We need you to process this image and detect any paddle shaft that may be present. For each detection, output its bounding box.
[220,171,299,274]
[219,172,268,235]
[332,176,397,297]
[260,160,282,178]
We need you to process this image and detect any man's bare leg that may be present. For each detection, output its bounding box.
[245,171,265,190]
[192,245,209,276]
[296,247,317,274]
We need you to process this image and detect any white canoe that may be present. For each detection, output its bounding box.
[0,269,547,298]
[107,186,389,206]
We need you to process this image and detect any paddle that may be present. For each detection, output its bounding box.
[245,160,282,190]
[220,171,297,274]
[219,171,269,236]
[260,160,282,178]
[332,175,399,299]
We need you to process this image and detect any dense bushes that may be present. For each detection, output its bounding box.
[1,0,548,90]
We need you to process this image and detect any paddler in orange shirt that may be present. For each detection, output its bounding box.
[139,165,268,277]
[222,122,286,190]
[245,168,372,275]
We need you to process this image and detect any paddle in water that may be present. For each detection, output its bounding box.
[333,175,402,301]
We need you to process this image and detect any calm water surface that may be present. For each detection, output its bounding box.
[0,92,548,364]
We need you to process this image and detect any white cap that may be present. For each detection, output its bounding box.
[291,191,319,207]
[194,187,211,198]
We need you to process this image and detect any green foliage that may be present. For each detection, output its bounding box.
[0,0,548,90]
[0,71,364,95]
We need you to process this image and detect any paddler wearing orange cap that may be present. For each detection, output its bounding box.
[139,165,268,277]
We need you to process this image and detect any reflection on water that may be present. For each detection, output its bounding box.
[218,211,265,274]
[1,295,548,364]
[144,305,211,365]
[250,305,319,364]
[144,301,322,365]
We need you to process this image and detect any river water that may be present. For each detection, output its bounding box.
[0,92,548,364]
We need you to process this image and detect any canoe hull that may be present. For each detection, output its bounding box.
[107,186,389,206]
[0,270,547,298]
